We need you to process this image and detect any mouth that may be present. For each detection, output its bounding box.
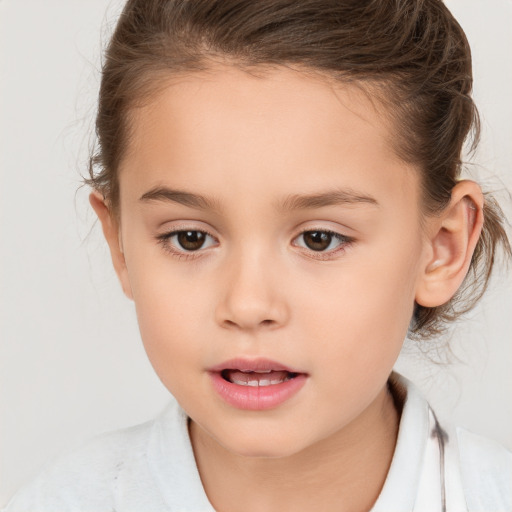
[208,358,307,410]
[220,368,298,387]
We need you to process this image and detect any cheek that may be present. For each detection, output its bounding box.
[299,240,422,363]
[126,258,213,385]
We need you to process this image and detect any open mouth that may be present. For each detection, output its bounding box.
[209,359,308,410]
[220,369,298,387]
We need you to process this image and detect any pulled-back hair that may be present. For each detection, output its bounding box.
[87,0,510,339]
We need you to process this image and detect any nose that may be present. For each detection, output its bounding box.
[215,248,290,331]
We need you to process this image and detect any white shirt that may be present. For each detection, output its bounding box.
[3,373,511,511]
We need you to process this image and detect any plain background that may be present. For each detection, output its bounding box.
[0,0,511,506]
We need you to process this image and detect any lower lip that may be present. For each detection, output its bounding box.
[209,372,308,411]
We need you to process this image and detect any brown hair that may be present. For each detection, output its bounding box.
[87,0,511,339]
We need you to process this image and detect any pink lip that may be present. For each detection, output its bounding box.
[208,358,301,373]
[208,358,308,411]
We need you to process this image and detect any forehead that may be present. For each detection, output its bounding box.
[125,64,394,159]
[119,64,419,211]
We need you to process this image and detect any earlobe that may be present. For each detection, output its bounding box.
[415,180,484,308]
[89,191,134,300]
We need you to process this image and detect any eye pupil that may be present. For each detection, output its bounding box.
[177,231,206,251]
[303,231,332,251]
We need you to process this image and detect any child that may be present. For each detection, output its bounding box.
[3,0,511,511]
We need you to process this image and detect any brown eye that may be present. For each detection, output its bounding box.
[293,229,352,255]
[157,228,217,256]
[176,231,207,251]
[302,231,333,251]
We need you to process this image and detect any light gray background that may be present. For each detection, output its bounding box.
[1,0,511,506]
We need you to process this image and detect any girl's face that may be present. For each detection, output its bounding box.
[113,65,429,457]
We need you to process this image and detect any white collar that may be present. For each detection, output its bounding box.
[373,372,467,512]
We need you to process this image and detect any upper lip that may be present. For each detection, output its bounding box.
[208,357,305,374]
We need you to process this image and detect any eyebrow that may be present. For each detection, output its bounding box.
[139,186,379,212]
[139,186,220,211]
[278,189,379,211]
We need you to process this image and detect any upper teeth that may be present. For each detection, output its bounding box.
[232,376,288,386]
[223,369,293,386]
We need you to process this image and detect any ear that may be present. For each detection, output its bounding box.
[415,180,484,308]
[89,191,133,300]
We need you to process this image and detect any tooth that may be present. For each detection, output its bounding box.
[229,371,294,386]
[232,378,260,387]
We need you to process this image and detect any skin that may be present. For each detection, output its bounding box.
[91,64,483,512]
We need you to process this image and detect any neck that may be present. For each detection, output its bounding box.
[190,383,400,512]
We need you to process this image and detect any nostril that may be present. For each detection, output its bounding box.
[221,318,276,330]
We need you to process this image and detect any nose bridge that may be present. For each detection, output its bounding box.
[216,240,289,330]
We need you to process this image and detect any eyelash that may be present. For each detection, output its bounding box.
[156,228,218,261]
[293,229,354,260]
[156,228,354,261]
